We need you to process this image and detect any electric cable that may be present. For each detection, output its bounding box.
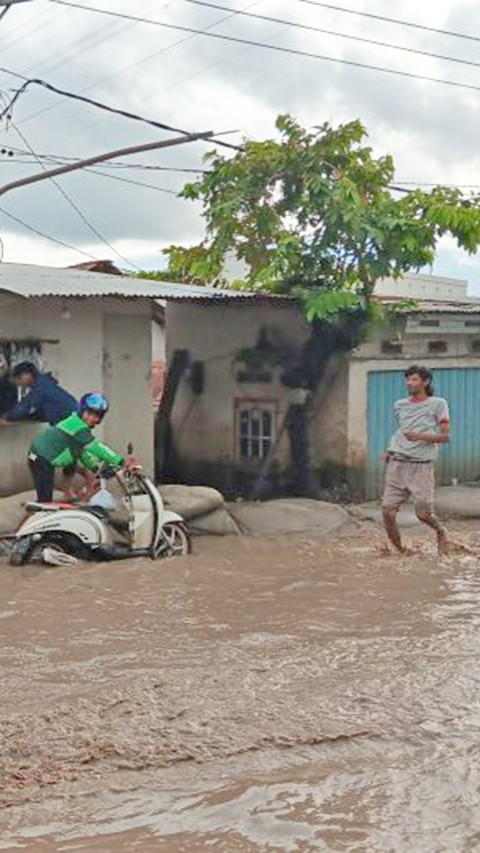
[0,205,101,259]
[0,67,242,151]
[184,0,480,73]
[295,0,480,46]
[44,0,480,97]
[2,111,142,270]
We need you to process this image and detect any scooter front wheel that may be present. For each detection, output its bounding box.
[159,522,191,557]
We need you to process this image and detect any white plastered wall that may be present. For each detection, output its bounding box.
[0,294,153,495]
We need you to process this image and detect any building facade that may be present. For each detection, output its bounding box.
[0,264,157,495]
[167,275,480,498]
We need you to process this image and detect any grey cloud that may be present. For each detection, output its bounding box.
[0,0,480,268]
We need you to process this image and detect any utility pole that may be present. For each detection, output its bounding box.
[0,131,214,198]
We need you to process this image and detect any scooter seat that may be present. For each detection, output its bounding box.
[26,501,76,512]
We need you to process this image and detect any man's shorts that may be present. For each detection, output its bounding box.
[381,458,434,514]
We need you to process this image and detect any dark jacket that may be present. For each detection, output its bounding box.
[5,374,78,425]
[0,378,17,416]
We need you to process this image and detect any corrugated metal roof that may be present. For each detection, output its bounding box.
[377,296,480,315]
[2,263,476,313]
[0,262,293,304]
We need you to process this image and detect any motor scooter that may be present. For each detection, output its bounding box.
[2,462,190,566]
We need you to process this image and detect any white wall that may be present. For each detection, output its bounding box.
[375,273,470,302]
[103,312,153,470]
[152,319,165,360]
[0,294,153,495]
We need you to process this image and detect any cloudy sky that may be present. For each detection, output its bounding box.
[0,0,480,289]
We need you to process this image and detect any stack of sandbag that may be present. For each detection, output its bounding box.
[159,485,240,536]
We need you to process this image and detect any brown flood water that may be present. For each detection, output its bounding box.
[2,521,480,851]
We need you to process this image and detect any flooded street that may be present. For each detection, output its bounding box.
[2,522,480,851]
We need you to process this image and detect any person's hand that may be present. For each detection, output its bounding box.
[0,418,9,426]
[404,431,423,442]
[125,455,141,473]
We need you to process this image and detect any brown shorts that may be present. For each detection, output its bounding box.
[381,458,435,513]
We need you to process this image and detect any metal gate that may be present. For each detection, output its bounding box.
[366,367,480,499]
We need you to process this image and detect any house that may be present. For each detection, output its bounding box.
[166,274,480,499]
[0,263,189,496]
[151,302,166,411]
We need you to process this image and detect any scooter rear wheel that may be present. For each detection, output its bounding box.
[160,522,191,557]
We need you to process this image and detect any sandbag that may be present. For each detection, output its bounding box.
[159,485,224,520]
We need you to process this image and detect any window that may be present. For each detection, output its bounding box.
[428,340,448,354]
[238,404,275,461]
[472,339,480,353]
[381,340,403,355]
[0,339,42,415]
[237,369,273,383]
[0,339,42,369]
[465,319,480,328]
[419,318,440,327]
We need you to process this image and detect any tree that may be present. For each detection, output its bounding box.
[152,116,480,495]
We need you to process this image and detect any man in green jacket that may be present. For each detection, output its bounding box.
[28,392,124,503]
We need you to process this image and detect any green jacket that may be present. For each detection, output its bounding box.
[30,412,124,472]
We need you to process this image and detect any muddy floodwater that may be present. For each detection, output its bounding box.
[3,521,480,851]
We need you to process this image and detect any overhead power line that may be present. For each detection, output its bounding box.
[0,68,242,151]
[45,0,480,97]
[295,0,480,46]
[185,0,480,72]
[0,205,101,260]
[0,72,197,134]
[395,181,480,190]
[0,145,204,172]
[13,0,262,132]
[0,156,182,193]
[4,116,141,269]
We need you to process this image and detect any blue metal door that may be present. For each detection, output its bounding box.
[367,367,480,499]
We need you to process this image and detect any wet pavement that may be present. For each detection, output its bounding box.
[2,522,480,851]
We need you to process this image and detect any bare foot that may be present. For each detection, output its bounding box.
[437,530,450,556]
[443,539,476,555]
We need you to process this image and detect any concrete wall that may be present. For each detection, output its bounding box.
[310,355,350,468]
[103,311,153,470]
[375,273,469,301]
[167,302,308,486]
[152,319,165,360]
[0,295,153,495]
[167,300,480,496]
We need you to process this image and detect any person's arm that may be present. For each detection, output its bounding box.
[1,383,43,422]
[404,421,450,444]
[404,399,451,444]
[79,437,124,472]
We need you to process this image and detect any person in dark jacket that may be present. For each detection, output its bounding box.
[0,361,78,425]
[0,362,81,499]
[0,355,17,416]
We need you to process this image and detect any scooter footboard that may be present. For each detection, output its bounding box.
[162,511,185,525]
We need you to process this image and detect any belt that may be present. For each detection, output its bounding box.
[387,453,432,464]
